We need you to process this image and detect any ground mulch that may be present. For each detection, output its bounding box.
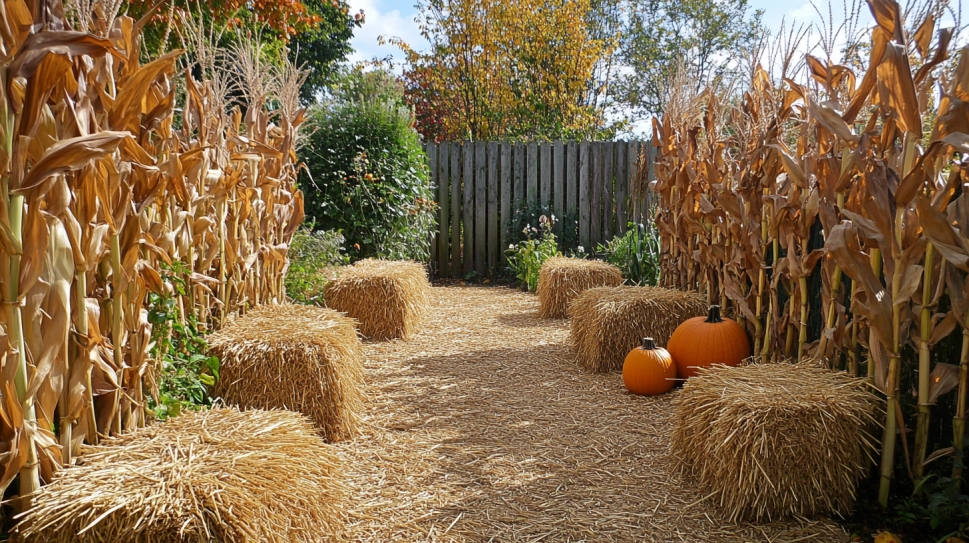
[334,285,848,542]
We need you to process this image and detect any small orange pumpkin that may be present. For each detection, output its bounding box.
[667,305,750,379]
[622,337,676,395]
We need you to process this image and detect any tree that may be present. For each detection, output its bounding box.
[390,0,617,141]
[617,0,763,121]
[289,0,366,102]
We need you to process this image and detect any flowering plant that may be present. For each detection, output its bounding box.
[505,215,561,292]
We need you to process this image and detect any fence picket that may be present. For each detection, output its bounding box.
[553,141,564,241]
[488,142,499,278]
[616,141,627,234]
[566,142,578,245]
[500,142,511,266]
[579,143,590,249]
[437,143,449,277]
[540,142,551,205]
[527,142,538,207]
[628,141,640,224]
[514,143,525,216]
[427,143,437,272]
[603,141,614,242]
[451,143,462,275]
[463,142,474,276]
[591,143,602,248]
[475,142,487,278]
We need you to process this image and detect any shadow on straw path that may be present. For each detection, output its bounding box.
[334,286,848,542]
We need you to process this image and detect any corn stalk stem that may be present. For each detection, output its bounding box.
[954,311,969,483]
[913,242,934,482]
[798,276,808,361]
[109,232,124,435]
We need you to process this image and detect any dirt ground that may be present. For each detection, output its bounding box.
[334,285,849,542]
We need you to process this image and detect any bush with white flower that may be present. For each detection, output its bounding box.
[505,215,561,292]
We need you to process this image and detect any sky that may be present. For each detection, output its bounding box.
[344,0,887,67]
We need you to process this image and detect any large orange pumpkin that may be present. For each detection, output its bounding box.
[667,305,750,379]
[622,337,676,395]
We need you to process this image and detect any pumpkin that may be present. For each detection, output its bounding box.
[667,305,750,379]
[622,337,676,395]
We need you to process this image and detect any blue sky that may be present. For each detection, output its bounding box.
[345,0,885,66]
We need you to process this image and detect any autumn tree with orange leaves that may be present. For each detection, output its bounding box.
[388,0,618,141]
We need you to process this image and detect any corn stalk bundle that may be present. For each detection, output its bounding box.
[324,259,431,340]
[0,0,306,506]
[13,407,344,542]
[536,257,622,319]
[652,0,969,504]
[671,362,879,522]
[208,304,365,442]
[568,285,707,373]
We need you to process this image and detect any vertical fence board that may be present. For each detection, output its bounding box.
[616,141,627,234]
[500,142,511,266]
[451,144,462,275]
[566,142,578,244]
[487,142,499,278]
[645,140,656,212]
[553,141,564,241]
[475,142,487,278]
[427,143,438,272]
[628,140,640,223]
[590,143,602,248]
[437,143,449,277]
[540,142,551,205]
[603,141,614,242]
[527,142,538,207]
[463,142,474,276]
[579,143,590,249]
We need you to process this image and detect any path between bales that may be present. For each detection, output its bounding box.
[334,286,848,542]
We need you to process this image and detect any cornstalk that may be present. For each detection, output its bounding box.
[1,65,40,505]
[109,232,124,435]
[754,195,768,355]
[954,309,969,482]
[913,242,934,482]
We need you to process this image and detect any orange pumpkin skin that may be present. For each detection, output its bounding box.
[622,338,677,395]
[667,305,751,379]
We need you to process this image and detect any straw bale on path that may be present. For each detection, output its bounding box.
[15,408,344,543]
[325,259,430,339]
[671,361,879,522]
[569,285,707,373]
[536,257,622,318]
[209,303,364,442]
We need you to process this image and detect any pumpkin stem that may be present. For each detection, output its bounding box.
[706,305,723,323]
[642,337,657,350]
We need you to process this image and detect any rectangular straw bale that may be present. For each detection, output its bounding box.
[670,362,880,522]
[208,304,364,442]
[536,257,622,319]
[14,407,344,542]
[568,285,706,373]
[324,259,431,340]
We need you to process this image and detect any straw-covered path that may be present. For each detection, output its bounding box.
[334,286,848,542]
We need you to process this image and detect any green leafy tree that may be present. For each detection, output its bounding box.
[300,68,436,261]
[617,0,763,120]
[289,0,366,102]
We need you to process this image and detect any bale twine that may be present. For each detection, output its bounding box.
[209,304,364,442]
[536,257,622,319]
[14,407,344,542]
[670,362,880,522]
[568,285,706,373]
[324,259,431,340]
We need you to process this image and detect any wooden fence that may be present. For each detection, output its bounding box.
[425,140,655,279]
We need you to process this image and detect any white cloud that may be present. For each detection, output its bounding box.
[346,0,425,72]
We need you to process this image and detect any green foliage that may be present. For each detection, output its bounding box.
[894,465,969,541]
[289,0,366,102]
[506,215,561,292]
[146,262,220,420]
[617,0,763,119]
[507,203,579,253]
[300,68,436,261]
[598,222,661,285]
[285,225,349,305]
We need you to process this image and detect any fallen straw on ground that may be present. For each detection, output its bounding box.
[569,285,707,373]
[671,361,880,522]
[15,407,344,543]
[209,303,364,442]
[536,257,622,318]
[335,285,849,542]
[325,259,431,340]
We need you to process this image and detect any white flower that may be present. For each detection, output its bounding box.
[550,214,556,222]
[508,244,515,250]
[523,224,530,234]
[577,246,585,253]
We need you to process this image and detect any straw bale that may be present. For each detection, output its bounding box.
[536,257,622,318]
[15,407,344,542]
[208,303,364,442]
[670,362,880,522]
[324,259,430,340]
[568,285,706,373]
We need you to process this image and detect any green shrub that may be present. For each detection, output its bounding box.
[285,226,349,305]
[506,215,561,291]
[146,262,220,420]
[300,68,436,261]
[598,221,661,285]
